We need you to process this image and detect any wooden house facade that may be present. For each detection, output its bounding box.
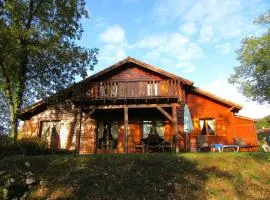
[20,57,258,153]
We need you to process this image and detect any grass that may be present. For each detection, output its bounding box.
[0,152,269,199]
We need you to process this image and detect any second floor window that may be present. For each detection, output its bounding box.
[147,82,158,96]
[200,119,215,135]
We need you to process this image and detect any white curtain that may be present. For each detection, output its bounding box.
[41,122,51,145]
[59,123,68,149]
[147,84,151,96]
[199,120,204,131]
[154,83,158,96]
[98,122,104,139]
[156,122,164,137]
[111,122,118,140]
[207,120,215,131]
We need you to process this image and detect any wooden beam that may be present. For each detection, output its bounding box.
[128,104,172,109]
[172,103,179,153]
[87,104,172,110]
[124,105,129,154]
[156,106,173,122]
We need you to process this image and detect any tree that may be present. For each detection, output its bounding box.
[0,0,98,141]
[256,115,270,130]
[229,10,270,104]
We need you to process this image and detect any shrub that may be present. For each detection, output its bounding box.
[17,137,49,156]
[0,135,20,158]
[1,136,75,158]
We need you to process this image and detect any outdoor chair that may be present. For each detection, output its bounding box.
[135,140,145,153]
[161,135,177,152]
[196,135,210,152]
[146,134,162,152]
[233,138,257,151]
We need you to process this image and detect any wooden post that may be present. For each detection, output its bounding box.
[172,103,179,153]
[76,107,82,154]
[124,105,129,154]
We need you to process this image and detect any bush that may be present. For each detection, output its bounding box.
[0,136,75,158]
[17,137,49,156]
[0,135,20,158]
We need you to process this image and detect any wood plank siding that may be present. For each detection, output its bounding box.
[20,57,257,154]
[82,79,182,99]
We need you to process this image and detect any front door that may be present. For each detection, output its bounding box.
[96,121,119,153]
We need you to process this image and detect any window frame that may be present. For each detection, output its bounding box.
[199,118,216,136]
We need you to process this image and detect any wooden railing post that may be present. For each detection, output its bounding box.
[86,79,180,99]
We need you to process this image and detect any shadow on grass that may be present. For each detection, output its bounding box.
[31,154,236,199]
[1,153,269,199]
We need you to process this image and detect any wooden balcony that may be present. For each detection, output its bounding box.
[80,79,182,100]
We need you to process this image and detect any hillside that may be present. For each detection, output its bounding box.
[0,153,269,199]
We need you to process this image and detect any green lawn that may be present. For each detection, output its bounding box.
[0,153,269,199]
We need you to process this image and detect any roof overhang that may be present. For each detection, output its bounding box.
[19,57,194,119]
[192,87,243,112]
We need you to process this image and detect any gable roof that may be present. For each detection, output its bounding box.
[80,56,194,85]
[192,87,242,111]
[234,115,255,122]
[19,57,243,118]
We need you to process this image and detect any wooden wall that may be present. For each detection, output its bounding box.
[186,92,234,141]
[22,103,97,152]
[186,91,257,151]
[94,64,166,82]
[233,116,257,146]
[80,116,96,154]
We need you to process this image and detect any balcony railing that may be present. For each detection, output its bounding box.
[81,80,182,99]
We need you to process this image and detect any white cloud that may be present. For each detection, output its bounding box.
[179,22,197,35]
[131,32,203,73]
[199,24,214,43]
[202,77,270,119]
[97,25,128,67]
[176,61,195,73]
[132,33,167,49]
[93,16,107,29]
[99,25,126,44]
[153,0,191,24]
[184,0,217,22]
[153,0,258,41]
[99,45,126,67]
[216,43,232,54]
[133,32,202,59]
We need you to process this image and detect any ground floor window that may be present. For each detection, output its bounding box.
[199,119,216,135]
[39,121,69,149]
[97,121,118,149]
[142,121,165,138]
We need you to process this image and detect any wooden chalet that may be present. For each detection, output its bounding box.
[20,57,258,153]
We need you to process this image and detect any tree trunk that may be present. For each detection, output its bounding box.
[10,108,19,142]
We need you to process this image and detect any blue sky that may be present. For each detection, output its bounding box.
[77,0,269,118]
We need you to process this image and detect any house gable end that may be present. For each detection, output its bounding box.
[92,63,168,82]
[80,57,193,84]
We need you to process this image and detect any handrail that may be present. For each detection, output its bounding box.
[81,79,181,99]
